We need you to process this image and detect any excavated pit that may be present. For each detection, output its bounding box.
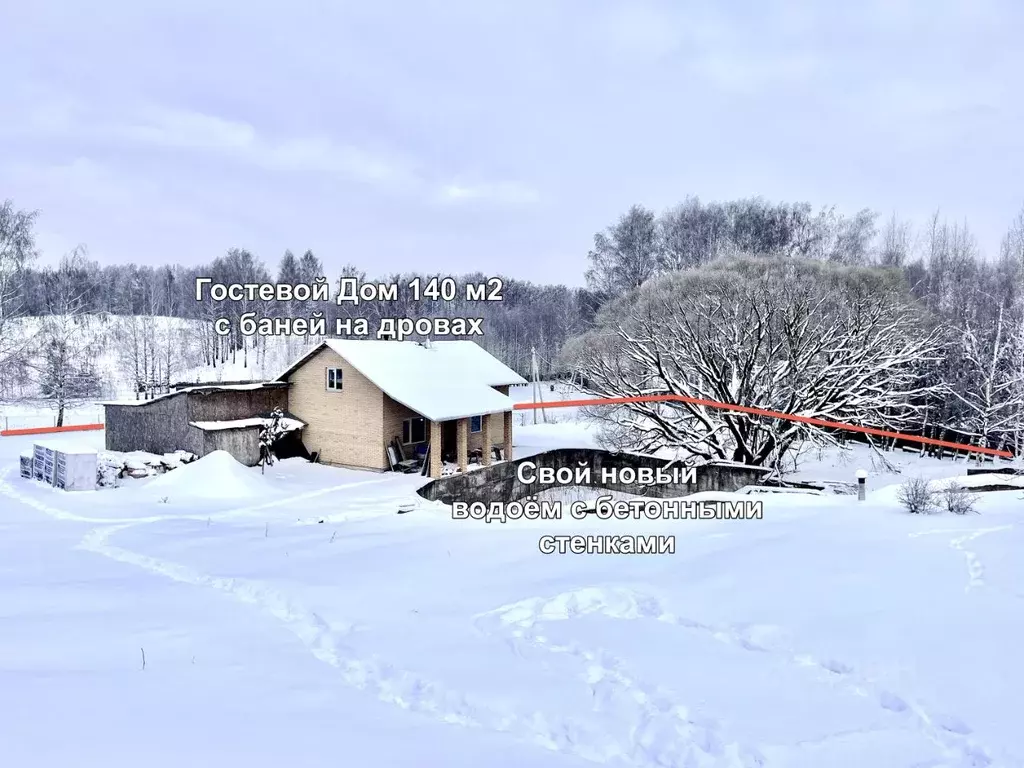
[416,447,772,506]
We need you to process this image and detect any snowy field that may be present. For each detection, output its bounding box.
[1,424,1023,768]
[0,401,105,431]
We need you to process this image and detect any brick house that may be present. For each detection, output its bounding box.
[276,339,526,478]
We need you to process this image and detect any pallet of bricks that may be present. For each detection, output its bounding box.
[31,439,98,491]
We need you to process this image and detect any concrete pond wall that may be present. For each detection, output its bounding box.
[416,447,771,505]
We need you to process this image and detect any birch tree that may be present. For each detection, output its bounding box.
[950,300,1020,458]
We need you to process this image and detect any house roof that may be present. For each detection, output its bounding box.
[101,382,287,407]
[277,339,527,422]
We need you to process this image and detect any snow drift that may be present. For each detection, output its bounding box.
[142,450,275,500]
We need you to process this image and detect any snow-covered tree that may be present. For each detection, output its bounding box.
[948,300,1021,458]
[0,200,38,398]
[35,249,103,425]
[563,255,945,468]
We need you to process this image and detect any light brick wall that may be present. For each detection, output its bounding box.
[467,385,511,455]
[285,347,386,470]
[383,395,428,463]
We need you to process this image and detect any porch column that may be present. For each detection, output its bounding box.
[482,413,493,465]
[503,410,513,461]
[456,417,468,472]
[428,420,442,479]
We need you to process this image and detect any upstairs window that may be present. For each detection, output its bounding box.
[326,367,343,391]
[470,415,482,433]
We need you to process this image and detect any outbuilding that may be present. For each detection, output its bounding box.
[102,382,298,466]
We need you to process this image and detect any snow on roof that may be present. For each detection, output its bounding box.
[279,339,526,421]
[101,382,285,406]
[189,417,305,432]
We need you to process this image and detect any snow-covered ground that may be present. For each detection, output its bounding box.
[1,423,1022,768]
[0,401,105,431]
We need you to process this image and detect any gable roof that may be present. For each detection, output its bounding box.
[277,339,527,422]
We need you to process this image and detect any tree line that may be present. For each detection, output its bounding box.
[3,194,1023,459]
[574,198,1024,464]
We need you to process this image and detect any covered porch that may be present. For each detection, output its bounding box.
[385,409,513,478]
[425,411,513,478]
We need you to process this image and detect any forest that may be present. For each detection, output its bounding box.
[2,195,1023,464]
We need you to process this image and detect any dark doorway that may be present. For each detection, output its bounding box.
[442,420,457,463]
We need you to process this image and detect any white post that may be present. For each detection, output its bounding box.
[855,469,867,501]
[531,347,547,424]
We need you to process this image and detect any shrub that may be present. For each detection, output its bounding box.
[897,477,938,514]
[941,482,979,515]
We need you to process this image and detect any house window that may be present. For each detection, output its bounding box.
[402,417,426,444]
[326,367,343,391]
[470,415,482,433]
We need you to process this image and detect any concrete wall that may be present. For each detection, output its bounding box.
[285,346,386,469]
[417,448,771,505]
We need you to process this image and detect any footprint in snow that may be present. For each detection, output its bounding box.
[820,658,853,675]
[878,690,908,713]
[935,714,972,735]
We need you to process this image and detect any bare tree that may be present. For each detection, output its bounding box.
[878,213,913,268]
[0,200,39,398]
[949,299,1020,458]
[585,205,662,296]
[565,256,944,468]
[35,249,102,425]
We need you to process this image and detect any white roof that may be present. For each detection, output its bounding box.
[101,382,282,406]
[284,339,526,422]
[190,417,305,432]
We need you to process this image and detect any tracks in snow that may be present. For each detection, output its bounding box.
[910,526,1014,593]
[76,525,642,765]
[476,586,1005,768]
[3,467,1019,767]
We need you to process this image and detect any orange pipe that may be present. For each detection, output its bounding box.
[1,423,105,437]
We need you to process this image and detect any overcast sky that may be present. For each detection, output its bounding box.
[2,0,1021,286]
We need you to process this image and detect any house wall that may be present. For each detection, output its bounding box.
[383,395,427,462]
[285,346,386,469]
[467,412,505,453]
[467,385,511,454]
